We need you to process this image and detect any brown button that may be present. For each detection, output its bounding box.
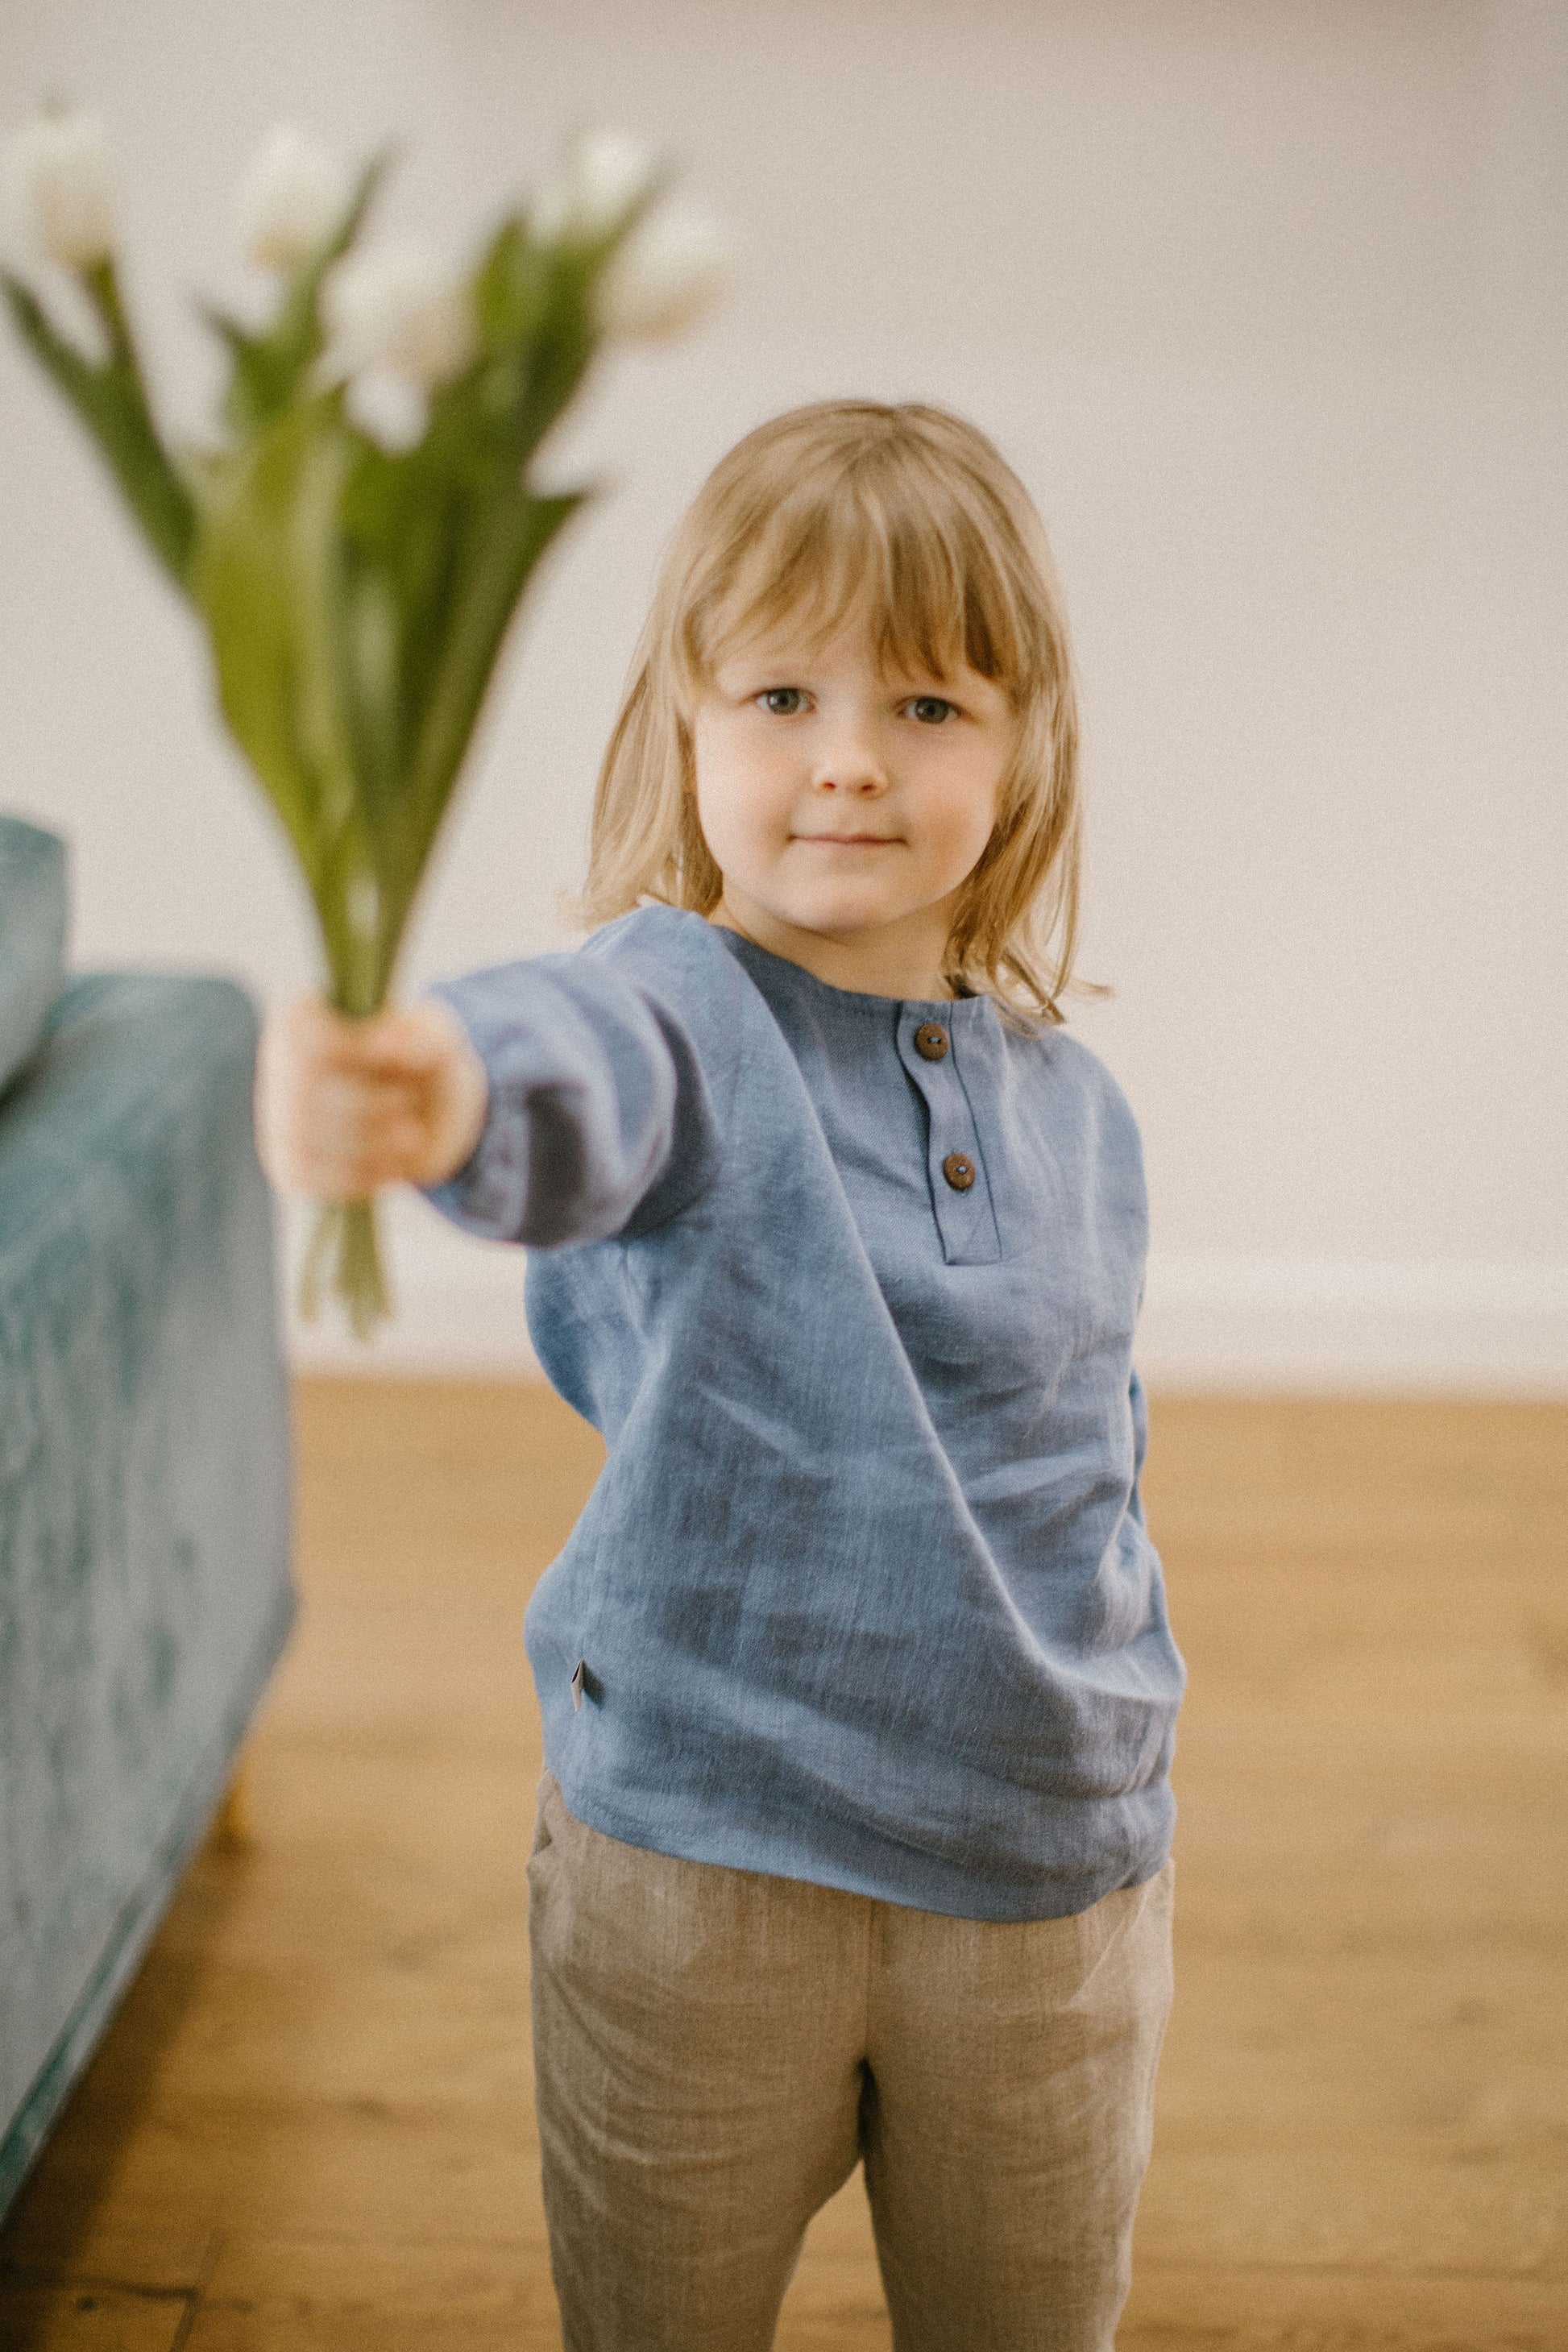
[914,1022,949,1062]
[942,1152,976,1192]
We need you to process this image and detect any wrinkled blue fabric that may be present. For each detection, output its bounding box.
[425,906,1184,1921]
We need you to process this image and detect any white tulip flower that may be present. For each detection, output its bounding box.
[321,239,475,387]
[234,123,349,272]
[532,127,656,243]
[595,201,729,342]
[1,107,117,274]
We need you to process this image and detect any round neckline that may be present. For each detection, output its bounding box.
[711,919,990,1021]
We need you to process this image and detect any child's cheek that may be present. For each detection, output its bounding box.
[692,769,761,894]
[715,747,788,861]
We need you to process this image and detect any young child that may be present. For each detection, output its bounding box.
[256,400,1185,2351]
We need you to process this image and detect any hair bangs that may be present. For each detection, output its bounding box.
[681,454,1035,710]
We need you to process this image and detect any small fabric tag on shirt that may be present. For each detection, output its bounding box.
[570,1658,587,1712]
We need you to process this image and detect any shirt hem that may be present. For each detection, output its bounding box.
[546,1762,1175,1926]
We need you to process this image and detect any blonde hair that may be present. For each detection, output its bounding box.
[580,400,1085,1023]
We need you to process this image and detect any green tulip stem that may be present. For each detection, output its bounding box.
[298,1195,392,1339]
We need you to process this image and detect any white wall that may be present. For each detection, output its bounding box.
[2,0,1564,1388]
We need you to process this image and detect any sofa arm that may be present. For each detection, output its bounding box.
[0,971,295,2216]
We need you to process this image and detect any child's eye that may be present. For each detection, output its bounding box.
[757,687,807,716]
[906,696,958,724]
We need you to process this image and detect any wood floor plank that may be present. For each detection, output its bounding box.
[1,1384,1562,2349]
[0,2284,192,2351]
[1121,2263,1568,2350]
[181,2234,560,2352]
[1135,2148,1566,2274]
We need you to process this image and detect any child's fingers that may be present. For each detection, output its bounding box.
[308,998,462,1078]
[277,1093,429,1198]
[288,1072,421,1163]
[257,1054,417,1196]
[290,1130,426,1202]
[377,1003,467,1075]
[311,1068,425,1136]
[255,992,483,1196]
[267,993,440,1081]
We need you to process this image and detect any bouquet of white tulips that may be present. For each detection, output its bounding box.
[2,107,726,1335]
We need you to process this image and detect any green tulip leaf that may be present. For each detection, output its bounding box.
[404,480,587,858]
[190,396,388,1004]
[2,265,197,593]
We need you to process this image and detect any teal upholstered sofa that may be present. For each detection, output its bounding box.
[0,814,294,2220]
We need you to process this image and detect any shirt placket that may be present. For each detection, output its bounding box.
[896,1010,1002,1266]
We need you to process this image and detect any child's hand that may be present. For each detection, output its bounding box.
[255,993,490,1201]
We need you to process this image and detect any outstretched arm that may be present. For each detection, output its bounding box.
[254,953,712,1251]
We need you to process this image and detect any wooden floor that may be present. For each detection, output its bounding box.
[2,1384,1566,2349]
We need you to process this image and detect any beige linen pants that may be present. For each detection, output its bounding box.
[527,1774,1173,2351]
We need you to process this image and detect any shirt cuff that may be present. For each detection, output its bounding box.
[418,989,531,1242]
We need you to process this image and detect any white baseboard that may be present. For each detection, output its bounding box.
[1135,1255,1568,1396]
[280,1200,1568,1396]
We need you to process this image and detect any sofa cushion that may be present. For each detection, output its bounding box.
[0,818,67,1098]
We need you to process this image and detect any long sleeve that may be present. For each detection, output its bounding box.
[418,950,718,1248]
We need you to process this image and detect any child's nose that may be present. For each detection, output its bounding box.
[813,729,888,794]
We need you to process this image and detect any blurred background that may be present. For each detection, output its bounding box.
[5,0,1563,1388]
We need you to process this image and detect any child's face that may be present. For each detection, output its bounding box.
[692,623,1015,994]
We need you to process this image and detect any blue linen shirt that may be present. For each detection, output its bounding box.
[425,905,1184,1922]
